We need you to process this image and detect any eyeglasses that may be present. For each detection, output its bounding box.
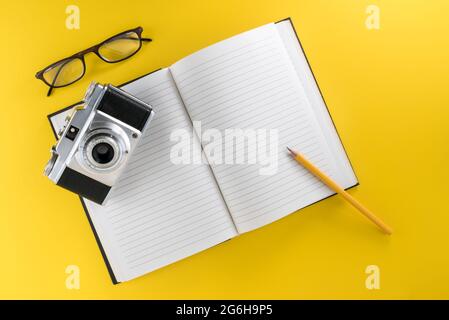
[35,26,152,96]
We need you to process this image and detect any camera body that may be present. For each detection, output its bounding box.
[45,82,154,205]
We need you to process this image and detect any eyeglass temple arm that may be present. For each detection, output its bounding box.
[141,37,152,42]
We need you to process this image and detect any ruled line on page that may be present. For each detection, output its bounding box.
[183,75,292,120]
[213,134,320,178]
[236,181,329,225]
[124,216,232,259]
[119,204,230,249]
[111,185,224,231]
[108,170,213,215]
[115,199,226,238]
[220,153,325,199]
[180,47,282,91]
[185,63,287,106]
[120,212,230,252]
[183,58,284,100]
[112,165,201,204]
[175,36,276,82]
[113,163,198,201]
[227,160,327,210]
[129,226,235,269]
[213,132,319,184]
[187,82,295,121]
[201,94,305,129]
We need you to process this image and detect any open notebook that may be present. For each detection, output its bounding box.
[48,18,357,283]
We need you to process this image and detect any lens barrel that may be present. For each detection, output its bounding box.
[81,130,124,171]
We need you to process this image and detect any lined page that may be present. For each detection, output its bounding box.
[171,23,356,233]
[276,20,357,188]
[50,69,237,282]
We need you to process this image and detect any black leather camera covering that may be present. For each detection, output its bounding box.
[57,167,111,204]
[97,87,152,131]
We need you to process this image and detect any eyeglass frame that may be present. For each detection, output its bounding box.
[35,26,152,96]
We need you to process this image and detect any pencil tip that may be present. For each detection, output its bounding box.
[286,147,297,156]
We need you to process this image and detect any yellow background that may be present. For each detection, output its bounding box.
[1,0,448,299]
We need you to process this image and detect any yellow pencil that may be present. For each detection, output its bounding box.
[287,147,392,235]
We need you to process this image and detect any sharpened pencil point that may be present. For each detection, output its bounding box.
[286,147,297,156]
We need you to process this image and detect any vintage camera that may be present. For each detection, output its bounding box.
[44,82,154,205]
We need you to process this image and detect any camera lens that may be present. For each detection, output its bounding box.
[79,127,128,172]
[82,131,124,171]
[91,142,114,164]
